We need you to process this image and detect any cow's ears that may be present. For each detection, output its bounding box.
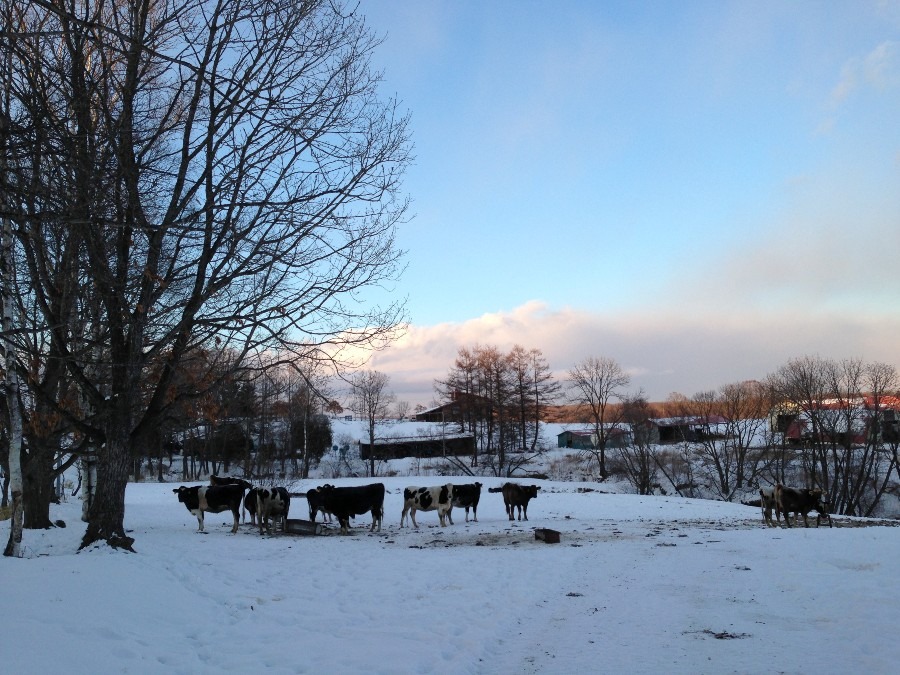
[172,488,181,493]
[534,485,541,490]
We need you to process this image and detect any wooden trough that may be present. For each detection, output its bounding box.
[534,528,560,544]
[283,519,324,536]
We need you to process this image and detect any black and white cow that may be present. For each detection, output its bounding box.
[256,487,291,534]
[489,483,540,521]
[450,482,482,523]
[316,483,385,535]
[209,475,252,490]
[306,485,334,523]
[400,484,454,528]
[173,484,246,533]
[776,484,832,528]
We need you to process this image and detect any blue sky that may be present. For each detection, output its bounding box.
[354,0,900,405]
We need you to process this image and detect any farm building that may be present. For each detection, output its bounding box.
[359,434,476,461]
[414,391,491,426]
[557,426,630,450]
[633,416,729,445]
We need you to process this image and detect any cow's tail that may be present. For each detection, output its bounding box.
[488,487,503,493]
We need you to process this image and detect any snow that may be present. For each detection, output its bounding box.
[3,476,899,675]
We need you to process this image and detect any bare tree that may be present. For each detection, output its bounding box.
[767,356,899,516]
[567,356,630,479]
[1,65,24,554]
[617,393,658,495]
[3,0,411,550]
[394,400,411,420]
[509,345,559,452]
[437,344,555,477]
[687,381,771,501]
[350,370,394,477]
[325,400,344,418]
[287,357,330,478]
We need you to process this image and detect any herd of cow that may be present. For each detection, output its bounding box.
[172,477,834,536]
[172,479,543,535]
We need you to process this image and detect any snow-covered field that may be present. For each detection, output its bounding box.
[3,476,899,675]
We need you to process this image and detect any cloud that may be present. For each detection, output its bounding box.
[365,302,900,406]
[830,40,900,105]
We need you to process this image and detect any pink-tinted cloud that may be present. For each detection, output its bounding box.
[365,302,900,406]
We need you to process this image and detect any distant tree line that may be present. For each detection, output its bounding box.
[432,347,900,516]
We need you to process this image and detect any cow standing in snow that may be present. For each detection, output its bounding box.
[173,484,246,533]
[400,484,454,528]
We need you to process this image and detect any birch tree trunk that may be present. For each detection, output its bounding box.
[1,164,24,558]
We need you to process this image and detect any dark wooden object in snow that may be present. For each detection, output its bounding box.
[534,528,560,544]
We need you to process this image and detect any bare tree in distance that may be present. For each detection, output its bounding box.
[684,381,771,501]
[394,400,411,420]
[326,400,344,419]
[766,356,899,516]
[350,370,395,477]
[2,0,411,550]
[509,345,560,452]
[568,356,630,479]
[617,393,658,495]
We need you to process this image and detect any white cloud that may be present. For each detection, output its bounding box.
[830,40,900,105]
[366,302,900,407]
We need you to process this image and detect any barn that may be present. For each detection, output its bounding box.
[557,426,631,449]
[359,434,476,460]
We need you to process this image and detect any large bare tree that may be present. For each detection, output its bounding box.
[2,0,410,550]
[567,356,630,479]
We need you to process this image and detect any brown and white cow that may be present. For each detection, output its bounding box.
[775,484,832,528]
[173,484,246,533]
[489,483,540,521]
[256,487,291,535]
[400,484,454,528]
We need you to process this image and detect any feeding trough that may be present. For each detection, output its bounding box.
[283,519,324,536]
[534,528,560,544]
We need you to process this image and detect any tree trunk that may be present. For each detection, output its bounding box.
[22,449,55,529]
[2,205,24,557]
[80,426,134,552]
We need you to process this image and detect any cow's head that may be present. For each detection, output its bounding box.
[811,487,830,510]
[525,485,541,498]
[441,483,454,503]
